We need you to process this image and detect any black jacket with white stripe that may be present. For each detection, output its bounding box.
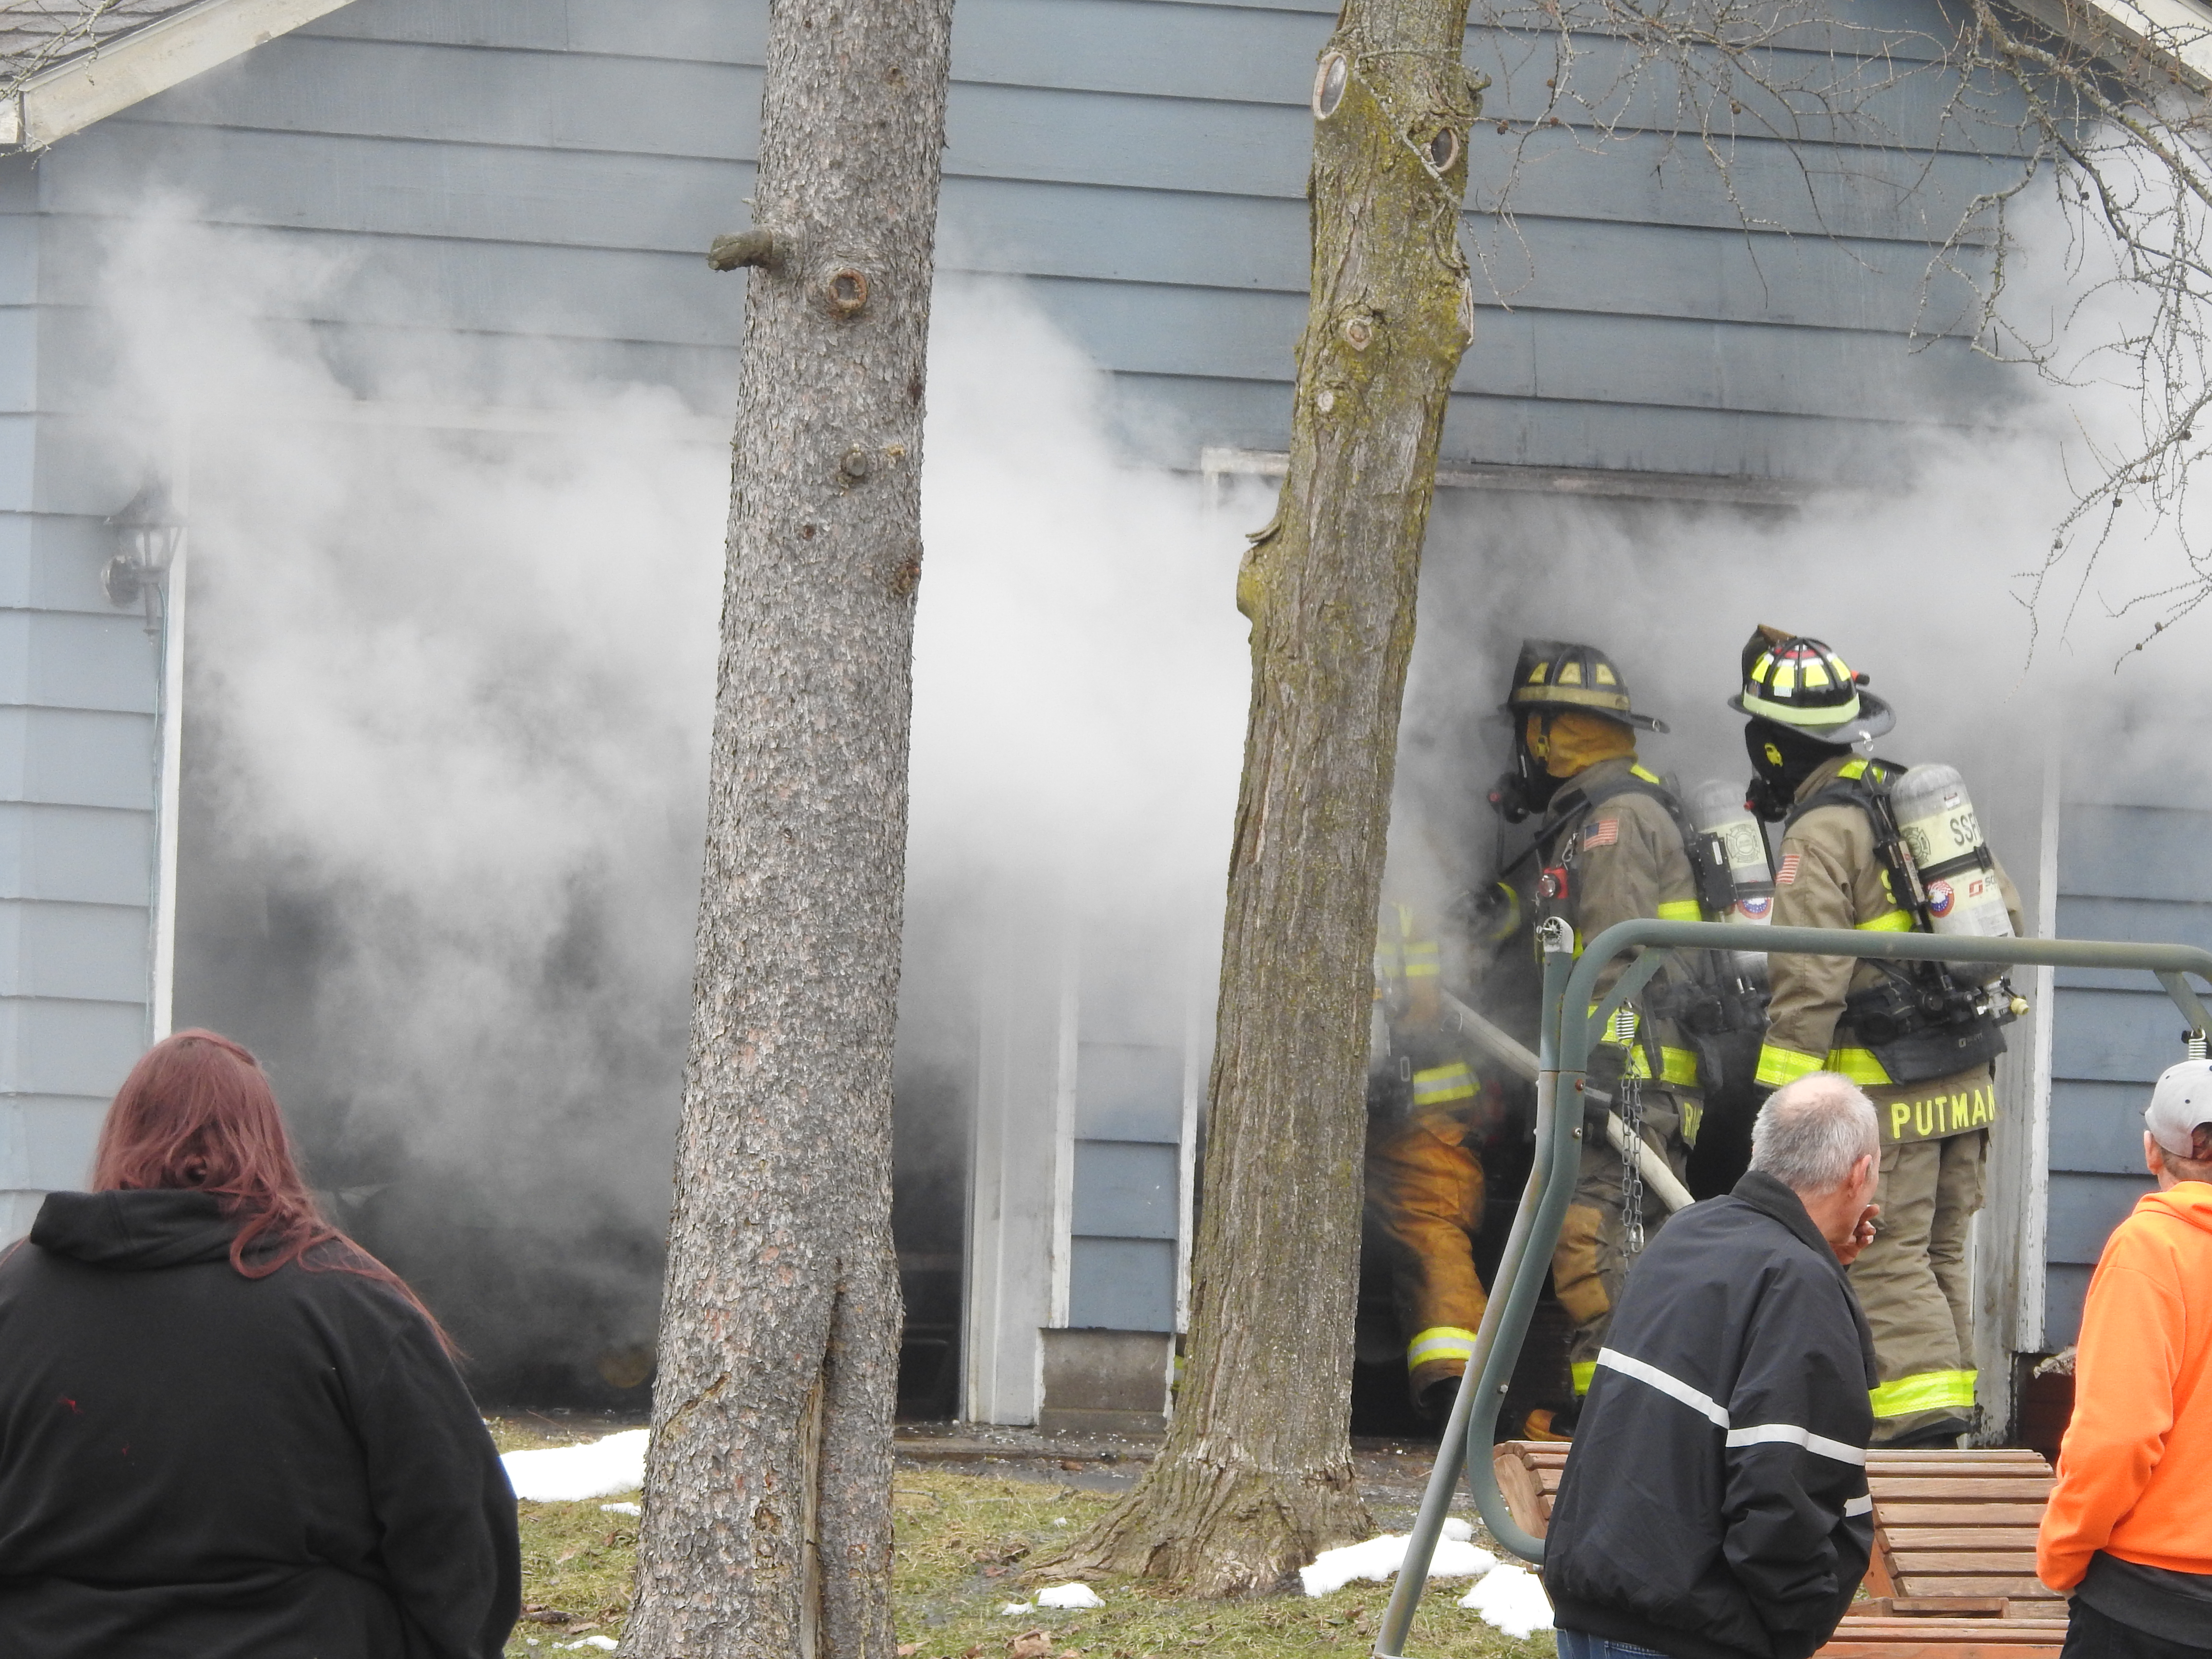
[1541,1169,1877,1659]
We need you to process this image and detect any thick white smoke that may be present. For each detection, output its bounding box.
[83,201,1256,1386]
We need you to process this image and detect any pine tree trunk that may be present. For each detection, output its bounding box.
[619,0,954,1648]
[1051,0,1480,1597]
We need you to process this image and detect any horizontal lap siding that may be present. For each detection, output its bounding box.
[2042,805,2212,1345]
[47,0,2024,476]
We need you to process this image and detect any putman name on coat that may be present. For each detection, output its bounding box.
[1884,1085,1997,1143]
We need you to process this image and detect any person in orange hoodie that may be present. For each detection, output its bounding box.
[2037,1057,2212,1657]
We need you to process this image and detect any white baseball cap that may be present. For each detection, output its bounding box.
[2147,1059,2212,1158]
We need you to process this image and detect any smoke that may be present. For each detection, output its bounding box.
[84,202,1252,1399]
[1388,187,2212,926]
[79,156,2203,1403]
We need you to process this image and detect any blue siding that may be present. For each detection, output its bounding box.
[2042,805,2211,1346]
[41,0,2030,475]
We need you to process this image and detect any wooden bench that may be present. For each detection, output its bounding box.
[1491,1441,2068,1656]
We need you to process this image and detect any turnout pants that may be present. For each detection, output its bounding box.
[1551,1089,1692,1397]
[1849,1127,1986,1443]
[1365,1109,1487,1404]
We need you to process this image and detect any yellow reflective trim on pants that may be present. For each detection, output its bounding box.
[1869,1369,1977,1419]
[1857,909,1915,933]
[1825,1046,1893,1086]
[1656,900,1704,922]
[1407,1326,1479,1369]
[1756,1045,1822,1088]
[1626,1045,1700,1086]
[1411,1062,1477,1106]
[1571,1360,1597,1396]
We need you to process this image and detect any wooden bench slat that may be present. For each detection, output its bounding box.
[1870,1479,2052,1500]
[1894,1575,2053,1597]
[1882,1527,2043,1550]
[1826,1647,2062,1654]
[1873,1503,2049,1525]
[1889,1551,2043,1573]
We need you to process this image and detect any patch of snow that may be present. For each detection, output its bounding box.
[1459,1563,1553,1638]
[501,1429,649,1502]
[1052,1516,1070,1527]
[998,1601,1033,1615]
[1037,1582,1103,1609]
[560,1639,619,1653]
[1299,1527,1497,1597]
[600,1501,641,1517]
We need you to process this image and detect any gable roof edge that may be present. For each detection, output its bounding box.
[0,0,357,153]
[2005,0,2212,92]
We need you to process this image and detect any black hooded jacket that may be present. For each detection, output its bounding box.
[0,1190,520,1658]
[1542,1170,1877,1659]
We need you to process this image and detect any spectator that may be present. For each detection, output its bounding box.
[1543,1072,1883,1659]
[2037,1058,2212,1658]
[0,1030,520,1658]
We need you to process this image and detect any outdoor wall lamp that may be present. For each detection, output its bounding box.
[102,480,186,609]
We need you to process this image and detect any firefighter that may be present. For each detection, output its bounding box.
[1492,639,1705,1440]
[1734,625,2023,1448]
[1365,900,1496,1417]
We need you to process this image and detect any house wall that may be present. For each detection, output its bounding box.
[0,156,170,1234]
[2042,802,2209,1347]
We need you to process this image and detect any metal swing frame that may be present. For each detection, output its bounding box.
[1371,918,2212,1659]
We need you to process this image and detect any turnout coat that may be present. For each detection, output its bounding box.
[0,1190,519,1659]
[1543,1170,1877,1659]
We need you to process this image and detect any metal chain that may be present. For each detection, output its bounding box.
[1619,1067,1647,1258]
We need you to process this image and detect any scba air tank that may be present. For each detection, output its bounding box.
[1688,778,1776,926]
[1891,762,2014,976]
[1688,778,1775,984]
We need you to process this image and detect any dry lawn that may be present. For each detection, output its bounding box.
[489,1420,1551,1659]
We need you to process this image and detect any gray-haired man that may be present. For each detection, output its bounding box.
[1544,1074,1884,1659]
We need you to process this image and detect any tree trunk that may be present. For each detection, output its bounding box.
[1051,0,1480,1598]
[620,0,954,1648]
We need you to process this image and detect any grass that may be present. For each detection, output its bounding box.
[490,1421,1552,1659]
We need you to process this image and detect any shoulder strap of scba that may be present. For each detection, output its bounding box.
[1540,764,1737,921]
[1782,756,1905,836]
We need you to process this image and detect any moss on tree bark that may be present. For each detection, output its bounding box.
[1051,0,1482,1599]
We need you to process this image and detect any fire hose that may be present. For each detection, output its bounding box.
[1437,987,1693,1214]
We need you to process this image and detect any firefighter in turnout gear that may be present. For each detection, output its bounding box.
[1495,639,1704,1439]
[1366,901,1497,1415]
[1735,626,2025,1448]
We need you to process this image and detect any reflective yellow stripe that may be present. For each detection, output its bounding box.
[1857,909,1914,933]
[1402,939,1441,977]
[1593,1003,1640,1048]
[1411,1062,1477,1105]
[1756,1045,1822,1088]
[1869,1369,1977,1418]
[1571,1360,1597,1396]
[1840,758,1869,780]
[1825,1046,1892,1086]
[1407,1326,1479,1369]
[1631,764,1664,785]
[1656,900,1704,922]
[1626,1045,1701,1086]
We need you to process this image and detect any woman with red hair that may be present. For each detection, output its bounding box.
[0,1030,520,1657]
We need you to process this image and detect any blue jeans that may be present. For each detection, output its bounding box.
[1555,1634,1674,1659]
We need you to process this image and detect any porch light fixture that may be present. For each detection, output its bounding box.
[102,480,186,608]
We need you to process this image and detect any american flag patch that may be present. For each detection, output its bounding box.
[1583,817,1620,849]
[1777,852,1801,885]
